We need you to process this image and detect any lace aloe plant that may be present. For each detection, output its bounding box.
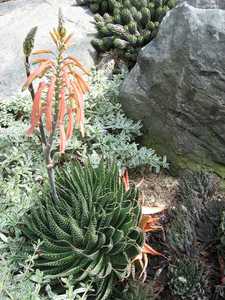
[22,161,144,300]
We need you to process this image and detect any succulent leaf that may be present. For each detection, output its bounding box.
[22,161,144,299]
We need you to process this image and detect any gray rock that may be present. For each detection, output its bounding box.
[120,3,225,177]
[177,0,225,9]
[0,0,97,99]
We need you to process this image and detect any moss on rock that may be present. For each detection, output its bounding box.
[143,134,225,179]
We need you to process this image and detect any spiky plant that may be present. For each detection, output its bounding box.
[166,171,225,299]
[22,10,90,201]
[21,161,144,300]
[168,257,209,300]
[167,171,223,254]
[79,0,177,64]
[166,206,196,257]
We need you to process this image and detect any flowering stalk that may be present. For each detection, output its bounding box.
[22,10,90,201]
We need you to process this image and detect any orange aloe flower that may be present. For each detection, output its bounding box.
[133,205,165,281]
[23,20,90,154]
[22,62,52,91]
[63,33,73,46]
[122,169,130,192]
[74,72,90,94]
[45,76,56,133]
[59,124,66,153]
[57,88,65,125]
[32,49,53,55]
[27,81,46,136]
[66,55,90,75]
[66,108,73,140]
[121,171,165,281]
[70,81,85,137]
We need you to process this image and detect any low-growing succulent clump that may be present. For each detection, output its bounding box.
[165,171,225,299]
[77,0,176,64]
[218,212,225,256]
[166,207,196,257]
[21,161,144,299]
[168,257,209,300]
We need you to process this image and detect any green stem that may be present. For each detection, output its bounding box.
[44,48,63,201]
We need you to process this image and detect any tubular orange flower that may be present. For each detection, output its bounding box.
[75,104,84,137]
[50,31,59,47]
[24,16,90,155]
[57,88,65,125]
[27,81,46,136]
[122,169,130,192]
[132,203,165,281]
[140,215,161,232]
[32,58,52,65]
[120,169,163,280]
[66,108,73,140]
[73,78,84,96]
[69,87,80,110]
[32,49,53,55]
[74,72,90,93]
[45,76,56,133]
[22,62,51,91]
[53,28,61,41]
[23,12,92,202]
[63,33,73,45]
[142,243,162,256]
[70,81,85,137]
[66,55,90,75]
[59,124,66,153]
[62,69,70,88]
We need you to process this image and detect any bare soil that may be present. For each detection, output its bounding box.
[130,170,178,208]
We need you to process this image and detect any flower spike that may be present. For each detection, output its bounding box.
[23,11,90,153]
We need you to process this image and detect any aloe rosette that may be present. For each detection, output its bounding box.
[22,162,144,299]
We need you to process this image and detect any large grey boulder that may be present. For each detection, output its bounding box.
[0,0,97,100]
[120,3,225,177]
[177,0,225,9]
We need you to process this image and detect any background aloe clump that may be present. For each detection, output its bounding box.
[164,171,225,299]
[77,0,176,64]
[22,161,144,300]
